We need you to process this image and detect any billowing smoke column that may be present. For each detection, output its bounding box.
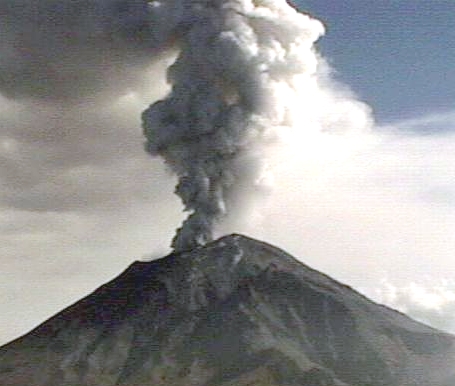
[142,0,324,251]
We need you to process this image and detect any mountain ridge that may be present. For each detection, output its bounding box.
[1,234,454,385]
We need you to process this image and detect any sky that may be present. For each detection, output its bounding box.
[1,0,455,346]
[297,0,455,123]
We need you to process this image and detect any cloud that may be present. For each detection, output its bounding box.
[382,110,455,135]
[370,279,455,334]
[0,1,181,344]
[0,0,176,100]
[0,55,176,211]
[221,110,455,337]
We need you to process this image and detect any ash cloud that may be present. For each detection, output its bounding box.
[0,0,177,214]
[0,0,365,253]
[142,0,324,251]
[0,0,172,100]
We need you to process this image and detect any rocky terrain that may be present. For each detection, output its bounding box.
[1,234,454,385]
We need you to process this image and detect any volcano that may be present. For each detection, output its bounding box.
[1,234,454,385]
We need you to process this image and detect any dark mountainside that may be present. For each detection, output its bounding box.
[1,234,454,386]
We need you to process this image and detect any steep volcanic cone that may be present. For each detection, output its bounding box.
[1,235,455,386]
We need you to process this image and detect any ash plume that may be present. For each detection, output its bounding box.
[142,0,324,251]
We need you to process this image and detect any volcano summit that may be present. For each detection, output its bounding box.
[1,235,454,385]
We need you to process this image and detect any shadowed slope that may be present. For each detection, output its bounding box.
[1,234,454,385]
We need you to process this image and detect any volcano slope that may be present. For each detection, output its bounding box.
[1,234,454,386]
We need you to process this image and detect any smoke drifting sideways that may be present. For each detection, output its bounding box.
[0,0,369,254]
[142,0,325,251]
[0,0,173,101]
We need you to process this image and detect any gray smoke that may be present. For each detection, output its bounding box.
[0,0,325,252]
[142,0,324,251]
[0,0,169,100]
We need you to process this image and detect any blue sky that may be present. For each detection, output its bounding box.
[296,1,455,123]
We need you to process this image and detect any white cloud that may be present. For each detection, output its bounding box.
[225,110,455,280]
[383,110,455,135]
[368,279,455,334]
